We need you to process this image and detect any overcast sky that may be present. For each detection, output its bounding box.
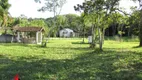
[8,0,139,18]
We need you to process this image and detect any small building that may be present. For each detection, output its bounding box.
[0,27,16,43]
[59,28,75,38]
[0,34,17,43]
[13,27,44,44]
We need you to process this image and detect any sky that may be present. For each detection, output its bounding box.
[8,0,139,18]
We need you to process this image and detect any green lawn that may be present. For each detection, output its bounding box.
[0,39,142,80]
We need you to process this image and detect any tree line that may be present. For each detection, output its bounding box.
[1,11,140,37]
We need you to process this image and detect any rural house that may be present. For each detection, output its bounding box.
[13,27,44,44]
[59,28,75,38]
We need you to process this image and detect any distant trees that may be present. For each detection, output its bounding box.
[128,8,140,36]
[44,14,83,37]
[45,15,67,37]
[35,0,66,38]
[65,14,81,31]
[0,0,11,34]
[0,0,11,27]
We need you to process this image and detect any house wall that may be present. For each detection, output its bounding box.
[36,31,42,44]
[0,35,17,43]
[59,29,75,38]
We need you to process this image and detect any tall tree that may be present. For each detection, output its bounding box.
[75,0,120,50]
[35,0,66,38]
[0,0,11,33]
[74,4,86,43]
[130,0,142,46]
[128,8,140,36]
[136,0,142,46]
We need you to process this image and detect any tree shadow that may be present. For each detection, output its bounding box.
[0,43,40,48]
[0,48,142,80]
[66,50,142,80]
[72,42,89,44]
[47,46,92,50]
[133,46,142,48]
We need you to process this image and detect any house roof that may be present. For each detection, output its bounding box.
[0,27,12,30]
[60,28,74,32]
[13,27,44,32]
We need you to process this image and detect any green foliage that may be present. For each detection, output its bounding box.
[56,15,67,27]
[0,0,11,27]
[44,14,84,37]
[74,0,121,50]
[65,14,80,28]
[29,19,46,27]
[35,0,67,38]
[128,9,140,35]
[19,18,29,27]
[131,0,142,46]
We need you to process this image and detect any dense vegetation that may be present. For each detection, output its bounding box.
[3,10,140,38]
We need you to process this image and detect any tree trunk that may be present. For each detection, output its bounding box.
[118,24,123,42]
[90,25,96,48]
[102,28,105,44]
[98,27,103,51]
[120,24,123,42]
[114,23,116,36]
[139,27,142,46]
[4,29,7,34]
[139,11,142,46]
[128,26,131,37]
[82,25,85,43]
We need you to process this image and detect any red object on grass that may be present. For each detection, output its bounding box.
[14,74,19,80]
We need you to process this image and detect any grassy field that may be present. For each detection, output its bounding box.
[0,38,142,80]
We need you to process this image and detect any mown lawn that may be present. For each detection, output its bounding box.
[0,38,142,80]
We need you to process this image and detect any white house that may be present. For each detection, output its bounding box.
[59,28,75,38]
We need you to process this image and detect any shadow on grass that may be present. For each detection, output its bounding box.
[133,46,142,48]
[72,42,89,44]
[0,49,142,80]
[47,46,92,50]
[0,43,41,48]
